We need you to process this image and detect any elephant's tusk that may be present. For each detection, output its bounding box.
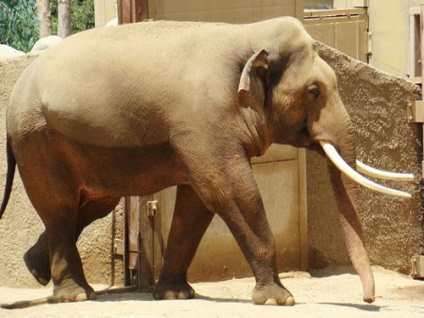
[356,160,414,181]
[320,141,412,199]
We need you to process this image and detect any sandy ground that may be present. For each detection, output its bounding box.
[0,266,423,318]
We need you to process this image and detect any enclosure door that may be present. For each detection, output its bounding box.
[147,0,304,22]
[155,145,307,282]
[304,8,370,62]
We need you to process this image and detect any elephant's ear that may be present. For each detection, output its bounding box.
[238,49,269,108]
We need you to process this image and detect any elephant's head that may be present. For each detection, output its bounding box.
[238,20,413,303]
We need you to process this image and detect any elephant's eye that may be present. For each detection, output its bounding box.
[307,84,320,100]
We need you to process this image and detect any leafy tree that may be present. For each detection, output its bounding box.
[58,0,71,38]
[0,0,94,52]
[71,0,94,34]
[0,0,39,52]
[37,0,52,38]
[50,0,94,35]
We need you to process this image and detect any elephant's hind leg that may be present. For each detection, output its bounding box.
[27,193,93,302]
[48,213,96,302]
[23,196,120,288]
[154,184,214,300]
[24,231,50,285]
[50,195,120,302]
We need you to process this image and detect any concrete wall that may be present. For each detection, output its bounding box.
[309,42,423,273]
[0,54,125,288]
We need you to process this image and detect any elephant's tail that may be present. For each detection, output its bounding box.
[0,141,16,219]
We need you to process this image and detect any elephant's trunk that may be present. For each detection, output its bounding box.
[328,161,375,303]
[315,111,376,302]
[313,99,413,302]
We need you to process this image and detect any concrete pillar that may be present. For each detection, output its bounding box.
[95,0,117,27]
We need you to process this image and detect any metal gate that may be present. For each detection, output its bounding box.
[122,196,163,290]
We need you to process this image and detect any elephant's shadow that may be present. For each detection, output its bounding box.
[95,293,384,312]
[95,290,384,311]
[315,302,383,312]
[1,292,385,311]
[95,291,251,304]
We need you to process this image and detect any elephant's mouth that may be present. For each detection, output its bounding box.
[319,141,413,198]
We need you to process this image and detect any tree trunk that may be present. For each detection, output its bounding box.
[36,0,52,38]
[58,0,71,38]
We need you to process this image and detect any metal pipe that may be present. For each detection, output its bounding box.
[420,5,424,178]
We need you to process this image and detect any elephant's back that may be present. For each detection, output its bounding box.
[7,20,248,148]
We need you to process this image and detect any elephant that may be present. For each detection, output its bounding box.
[30,35,63,53]
[0,17,412,306]
[0,44,25,59]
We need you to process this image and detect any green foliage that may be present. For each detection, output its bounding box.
[0,0,39,52]
[0,0,94,53]
[71,0,95,34]
[50,0,95,35]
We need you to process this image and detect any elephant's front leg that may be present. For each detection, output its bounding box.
[214,178,295,306]
[154,184,214,300]
[174,141,294,306]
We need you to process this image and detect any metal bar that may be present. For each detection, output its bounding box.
[304,8,366,19]
[128,197,140,271]
[118,0,132,24]
[420,4,424,179]
[138,196,156,291]
[408,100,424,123]
[123,197,131,286]
[408,5,424,279]
[134,0,149,22]
[118,0,148,24]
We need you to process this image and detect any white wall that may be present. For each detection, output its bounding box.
[333,0,355,8]
[368,0,409,77]
[333,1,415,78]
[94,0,116,27]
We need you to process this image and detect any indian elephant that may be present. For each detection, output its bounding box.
[0,17,412,306]
[30,35,62,53]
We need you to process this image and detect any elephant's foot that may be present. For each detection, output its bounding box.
[252,283,295,306]
[153,280,195,300]
[23,245,51,286]
[52,282,96,303]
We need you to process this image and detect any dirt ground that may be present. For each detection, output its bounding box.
[0,266,423,318]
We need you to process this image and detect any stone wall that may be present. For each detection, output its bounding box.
[0,54,124,288]
[308,43,424,273]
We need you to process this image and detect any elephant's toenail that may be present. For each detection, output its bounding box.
[75,293,88,302]
[264,298,278,305]
[284,296,295,306]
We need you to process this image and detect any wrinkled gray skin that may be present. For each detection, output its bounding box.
[1,17,374,305]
